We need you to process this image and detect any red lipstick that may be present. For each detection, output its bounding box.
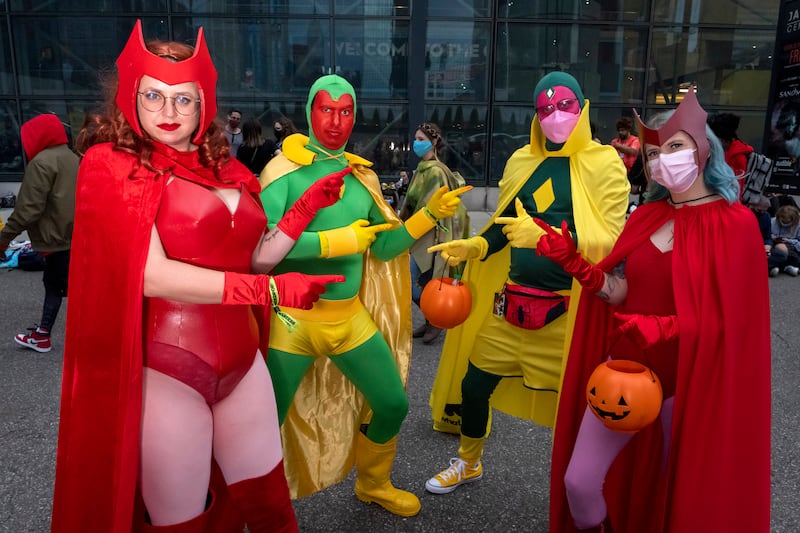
[158,123,180,131]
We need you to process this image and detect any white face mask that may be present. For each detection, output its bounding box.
[647,149,699,193]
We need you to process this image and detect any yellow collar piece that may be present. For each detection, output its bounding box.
[282,133,373,168]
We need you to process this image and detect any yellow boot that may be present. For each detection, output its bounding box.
[354,433,421,517]
[425,434,484,494]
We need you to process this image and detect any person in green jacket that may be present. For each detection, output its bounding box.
[0,114,79,353]
[399,122,470,344]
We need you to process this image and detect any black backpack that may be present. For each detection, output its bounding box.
[17,247,45,271]
[742,152,774,205]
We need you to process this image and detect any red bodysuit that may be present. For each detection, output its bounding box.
[144,177,267,404]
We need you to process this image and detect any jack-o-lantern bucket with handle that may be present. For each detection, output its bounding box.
[586,359,663,434]
[420,276,473,329]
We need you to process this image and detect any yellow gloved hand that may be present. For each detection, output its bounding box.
[428,236,488,267]
[495,198,547,249]
[319,219,394,258]
[425,185,474,220]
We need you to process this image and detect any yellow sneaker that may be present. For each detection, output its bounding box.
[425,457,483,494]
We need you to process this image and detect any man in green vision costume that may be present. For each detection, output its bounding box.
[259,74,471,516]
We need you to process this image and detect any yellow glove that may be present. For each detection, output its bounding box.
[495,198,547,249]
[319,220,393,258]
[426,185,474,219]
[428,236,488,267]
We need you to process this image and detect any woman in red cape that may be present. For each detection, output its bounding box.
[542,89,771,532]
[50,20,346,533]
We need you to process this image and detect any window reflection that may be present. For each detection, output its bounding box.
[428,0,491,18]
[334,19,409,98]
[499,0,649,22]
[350,104,408,179]
[423,105,489,183]
[188,17,331,99]
[14,17,163,96]
[425,22,490,101]
[653,0,779,25]
[647,28,774,107]
[9,0,165,11]
[171,1,329,15]
[0,25,12,94]
[334,0,410,16]
[0,101,23,172]
[496,23,647,103]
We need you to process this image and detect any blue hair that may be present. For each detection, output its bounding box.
[643,112,739,204]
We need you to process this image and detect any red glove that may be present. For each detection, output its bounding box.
[614,312,679,351]
[222,271,345,309]
[276,167,351,240]
[533,219,605,293]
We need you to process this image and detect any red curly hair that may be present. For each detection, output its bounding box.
[76,39,230,179]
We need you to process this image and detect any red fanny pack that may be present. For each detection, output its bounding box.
[501,284,569,330]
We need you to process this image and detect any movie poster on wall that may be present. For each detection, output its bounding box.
[764,0,800,194]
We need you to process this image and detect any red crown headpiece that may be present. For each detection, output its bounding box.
[115,20,217,145]
[634,87,709,173]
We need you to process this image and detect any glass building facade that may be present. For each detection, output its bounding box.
[0,1,780,188]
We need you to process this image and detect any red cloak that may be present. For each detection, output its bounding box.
[51,143,258,532]
[549,199,771,532]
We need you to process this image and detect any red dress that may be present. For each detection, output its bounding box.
[611,238,678,397]
[550,199,771,533]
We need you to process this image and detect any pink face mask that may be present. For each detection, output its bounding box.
[647,149,699,193]
[539,110,580,144]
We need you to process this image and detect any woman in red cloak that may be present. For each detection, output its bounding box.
[538,88,771,532]
[50,20,347,533]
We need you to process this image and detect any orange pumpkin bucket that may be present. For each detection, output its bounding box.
[420,277,473,329]
[586,360,663,434]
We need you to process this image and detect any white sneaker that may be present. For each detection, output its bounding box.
[425,457,483,494]
[784,266,800,277]
[769,267,780,277]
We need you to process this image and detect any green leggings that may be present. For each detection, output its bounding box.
[268,331,409,444]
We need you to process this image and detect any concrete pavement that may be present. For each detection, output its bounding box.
[0,252,797,532]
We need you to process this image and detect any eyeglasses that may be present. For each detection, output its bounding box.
[137,90,200,116]
[536,98,578,116]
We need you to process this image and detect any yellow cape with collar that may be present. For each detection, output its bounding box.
[429,102,629,433]
[261,133,413,497]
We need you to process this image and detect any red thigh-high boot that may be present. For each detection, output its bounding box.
[226,460,298,533]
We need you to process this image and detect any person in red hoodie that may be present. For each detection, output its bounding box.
[708,112,753,199]
[0,114,79,353]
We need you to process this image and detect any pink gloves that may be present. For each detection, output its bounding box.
[614,312,679,350]
[222,271,345,309]
[533,219,605,293]
[276,167,351,240]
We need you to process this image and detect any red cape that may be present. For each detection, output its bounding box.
[51,144,257,532]
[549,200,771,533]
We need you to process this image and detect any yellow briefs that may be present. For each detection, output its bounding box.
[269,296,378,356]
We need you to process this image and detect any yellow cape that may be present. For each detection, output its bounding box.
[261,134,412,497]
[429,102,630,433]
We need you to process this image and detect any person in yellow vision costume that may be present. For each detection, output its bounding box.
[425,72,630,495]
[259,74,470,517]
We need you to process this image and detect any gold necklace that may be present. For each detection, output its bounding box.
[310,143,348,165]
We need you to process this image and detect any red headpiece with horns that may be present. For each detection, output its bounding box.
[115,20,217,145]
[634,87,710,173]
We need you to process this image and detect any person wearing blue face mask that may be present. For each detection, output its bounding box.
[399,122,470,344]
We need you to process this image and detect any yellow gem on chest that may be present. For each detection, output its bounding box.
[532,177,555,212]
